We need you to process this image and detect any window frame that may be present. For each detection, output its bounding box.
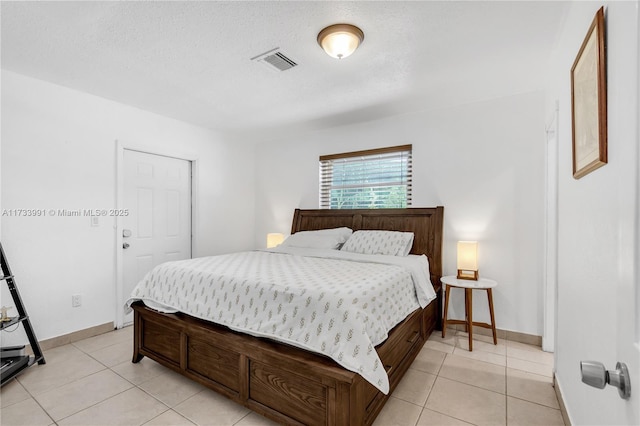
[319,144,412,209]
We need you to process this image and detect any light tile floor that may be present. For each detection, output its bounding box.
[0,327,564,426]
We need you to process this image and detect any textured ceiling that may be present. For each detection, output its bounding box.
[1,1,569,139]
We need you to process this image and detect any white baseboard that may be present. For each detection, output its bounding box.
[553,374,572,426]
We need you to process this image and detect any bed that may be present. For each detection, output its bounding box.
[129,207,444,425]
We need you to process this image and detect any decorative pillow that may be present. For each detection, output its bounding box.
[340,230,414,256]
[281,227,353,250]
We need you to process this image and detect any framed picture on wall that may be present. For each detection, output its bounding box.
[570,6,607,179]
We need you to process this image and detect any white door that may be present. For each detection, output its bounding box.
[121,150,192,325]
[560,4,639,421]
[593,5,639,422]
[608,139,640,424]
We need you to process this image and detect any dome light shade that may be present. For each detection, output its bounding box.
[317,24,364,59]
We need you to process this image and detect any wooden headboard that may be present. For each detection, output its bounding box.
[291,207,444,287]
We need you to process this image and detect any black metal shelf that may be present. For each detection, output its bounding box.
[0,242,45,387]
[0,316,27,330]
[1,355,31,386]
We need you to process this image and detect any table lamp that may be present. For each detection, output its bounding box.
[457,241,478,280]
[266,233,284,248]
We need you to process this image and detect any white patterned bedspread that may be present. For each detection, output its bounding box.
[125,247,436,394]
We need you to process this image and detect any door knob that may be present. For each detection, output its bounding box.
[580,361,631,399]
[123,229,132,238]
[123,242,130,249]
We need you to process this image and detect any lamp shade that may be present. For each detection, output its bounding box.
[317,24,364,59]
[457,241,478,280]
[266,233,284,248]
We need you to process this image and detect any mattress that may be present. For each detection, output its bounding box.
[126,247,436,393]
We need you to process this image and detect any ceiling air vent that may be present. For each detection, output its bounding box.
[251,48,298,72]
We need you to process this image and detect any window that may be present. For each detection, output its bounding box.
[319,145,412,209]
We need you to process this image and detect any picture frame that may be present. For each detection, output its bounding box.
[571,6,607,179]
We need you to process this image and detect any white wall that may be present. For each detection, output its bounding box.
[255,91,546,337]
[0,71,256,345]
[545,2,639,424]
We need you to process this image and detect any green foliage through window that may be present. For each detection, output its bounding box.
[320,146,412,209]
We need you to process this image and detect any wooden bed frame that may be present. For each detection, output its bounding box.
[131,207,444,425]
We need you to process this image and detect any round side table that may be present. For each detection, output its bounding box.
[441,275,497,351]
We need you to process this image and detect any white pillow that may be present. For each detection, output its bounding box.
[340,230,414,256]
[294,227,353,241]
[281,227,353,250]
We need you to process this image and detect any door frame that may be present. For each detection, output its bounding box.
[543,101,559,353]
[114,140,198,329]
[636,1,640,350]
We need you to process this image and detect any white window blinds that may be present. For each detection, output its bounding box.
[319,145,412,209]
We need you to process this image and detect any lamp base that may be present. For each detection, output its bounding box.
[457,269,478,280]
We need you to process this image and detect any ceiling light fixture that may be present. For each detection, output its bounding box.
[317,23,364,59]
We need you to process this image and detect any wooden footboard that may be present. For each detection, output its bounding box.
[132,298,438,425]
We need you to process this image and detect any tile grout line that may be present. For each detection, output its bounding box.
[504,357,509,426]
[107,358,205,426]
[5,328,556,426]
[138,404,189,426]
[422,340,505,426]
[17,339,140,425]
[504,359,508,425]
[416,352,447,425]
[130,366,207,417]
[11,378,57,426]
[232,411,254,426]
[51,386,136,424]
[505,366,555,381]
[506,394,564,411]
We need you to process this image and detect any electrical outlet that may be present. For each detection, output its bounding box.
[72,294,82,308]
